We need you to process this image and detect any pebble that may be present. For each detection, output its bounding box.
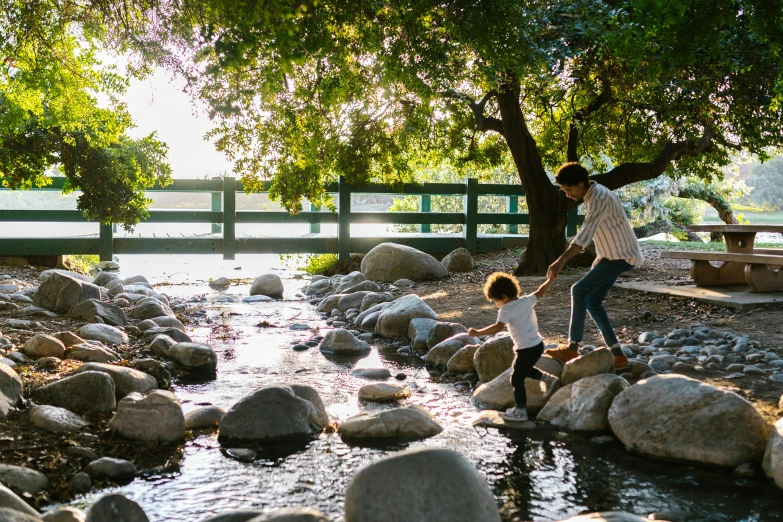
[395,373,407,380]
[68,472,92,493]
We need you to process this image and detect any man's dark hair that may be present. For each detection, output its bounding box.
[483,272,521,301]
[555,162,590,187]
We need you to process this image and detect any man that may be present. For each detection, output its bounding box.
[544,162,644,373]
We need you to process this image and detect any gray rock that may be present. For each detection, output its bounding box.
[358,383,406,402]
[538,374,629,431]
[53,331,85,348]
[555,514,656,522]
[122,275,150,285]
[136,320,157,331]
[167,342,218,372]
[426,322,469,349]
[201,511,265,522]
[408,317,438,354]
[473,335,515,382]
[249,274,284,298]
[110,390,185,442]
[608,374,771,467]
[471,367,559,413]
[0,507,42,522]
[359,292,393,312]
[344,447,500,522]
[68,472,91,494]
[143,327,191,344]
[218,385,328,444]
[338,292,372,312]
[375,295,437,338]
[67,300,127,326]
[0,484,40,517]
[340,280,381,295]
[671,362,696,373]
[561,348,615,385]
[85,493,148,521]
[446,344,480,374]
[32,371,116,413]
[392,278,415,287]
[93,272,120,287]
[360,311,381,330]
[638,332,662,344]
[29,405,89,433]
[334,272,366,293]
[360,243,448,282]
[0,464,49,494]
[426,334,480,368]
[65,447,98,461]
[743,365,766,376]
[23,334,66,358]
[441,247,474,273]
[149,316,186,332]
[315,294,345,314]
[73,363,157,399]
[243,295,275,303]
[319,329,370,355]
[338,405,442,440]
[42,507,86,522]
[132,298,174,320]
[68,344,120,363]
[764,417,783,487]
[0,363,22,407]
[33,272,101,313]
[350,368,391,380]
[184,406,225,429]
[245,507,331,521]
[209,277,231,290]
[85,459,137,483]
[77,324,128,346]
[305,279,333,295]
[148,335,176,357]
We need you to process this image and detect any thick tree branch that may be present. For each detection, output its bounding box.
[442,89,504,135]
[567,77,612,162]
[592,125,715,191]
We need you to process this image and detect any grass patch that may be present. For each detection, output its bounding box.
[642,240,782,252]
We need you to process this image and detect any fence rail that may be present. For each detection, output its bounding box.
[0,176,583,261]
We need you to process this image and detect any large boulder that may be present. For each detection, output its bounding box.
[425,334,480,368]
[218,385,329,444]
[344,447,501,522]
[375,295,437,338]
[473,335,514,382]
[338,406,442,441]
[471,367,559,413]
[73,363,157,399]
[440,247,474,273]
[446,344,480,374]
[319,330,370,355]
[538,374,629,432]
[408,318,438,354]
[110,390,185,442]
[0,464,48,495]
[33,272,100,313]
[561,348,615,385]
[250,274,284,298]
[67,299,127,326]
[608,374,771,467]
[84,493,148,522]
[77,324,128,346]
[132,298,175,320]
[23,334,66,359]
[167,343,218,372]
[32,371,116,413]
[360,243,448,282]
[426,322,468,349]
[29,405,89,433]
[763,417,783,487]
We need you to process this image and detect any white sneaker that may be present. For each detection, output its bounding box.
[500,407,528,422]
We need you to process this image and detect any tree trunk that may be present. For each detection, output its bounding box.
[493,85,570,275]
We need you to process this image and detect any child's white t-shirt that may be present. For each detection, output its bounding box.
[497,294,543,350]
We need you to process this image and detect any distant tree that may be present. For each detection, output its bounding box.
[746,156,783,210]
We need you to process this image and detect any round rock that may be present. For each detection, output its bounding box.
[85,493,148,522]
[29,405,89,433]
[339,406,442,441]
[167,342,218,372]
[109,390,185,442]
[249,274,284,298]
[184,405,225,429]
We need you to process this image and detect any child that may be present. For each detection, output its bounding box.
[468,272,555,421]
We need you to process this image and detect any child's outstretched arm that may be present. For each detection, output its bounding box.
[467,322,506,338]
[534,277,556,299]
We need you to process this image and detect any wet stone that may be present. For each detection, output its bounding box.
[225,448,256,462]
[86,458,137,483]
[292,344,310,352]
[68,473,92,494]
[351,368,391,380]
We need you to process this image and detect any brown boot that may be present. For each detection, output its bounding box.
[544,344,579,364]
[614,354,631,373]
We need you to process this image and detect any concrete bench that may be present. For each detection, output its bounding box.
[660,251,783,292]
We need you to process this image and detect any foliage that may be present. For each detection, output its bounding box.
[745,155,783,210]
[63,255,100,275]
[301,254,340,275]
[0,0,172,229]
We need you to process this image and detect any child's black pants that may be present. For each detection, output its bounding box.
[511,342,544,408]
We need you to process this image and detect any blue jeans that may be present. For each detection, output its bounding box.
[569,259,634,347]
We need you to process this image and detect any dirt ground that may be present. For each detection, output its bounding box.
[412,243,783,422]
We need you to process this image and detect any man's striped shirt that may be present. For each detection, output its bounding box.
[570,181,644,267]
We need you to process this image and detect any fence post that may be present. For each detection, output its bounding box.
[464,178,478,252]
[337,176,351,261]
[419,195,431,233]
[506,196,518,234]
[211,191,223,234]
[99,223,113,262]
[567,207,578,237]
[223,177,236,260]
[309,202,321,234]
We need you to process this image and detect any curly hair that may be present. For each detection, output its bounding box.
[555,162,590,187]
[483,272,520,301]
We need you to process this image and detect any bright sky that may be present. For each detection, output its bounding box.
[123,67,233,179]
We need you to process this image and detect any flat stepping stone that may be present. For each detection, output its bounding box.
[358,383,406,402]
[243,295,274,303]
[289,324,310,331]
[351,368,391,380]
[471,410,536,431]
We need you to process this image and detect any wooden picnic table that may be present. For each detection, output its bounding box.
[659,224,783,292]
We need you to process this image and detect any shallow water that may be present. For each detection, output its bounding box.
[59,277,783,522]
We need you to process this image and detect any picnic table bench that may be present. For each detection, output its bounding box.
[659,225,783,292]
